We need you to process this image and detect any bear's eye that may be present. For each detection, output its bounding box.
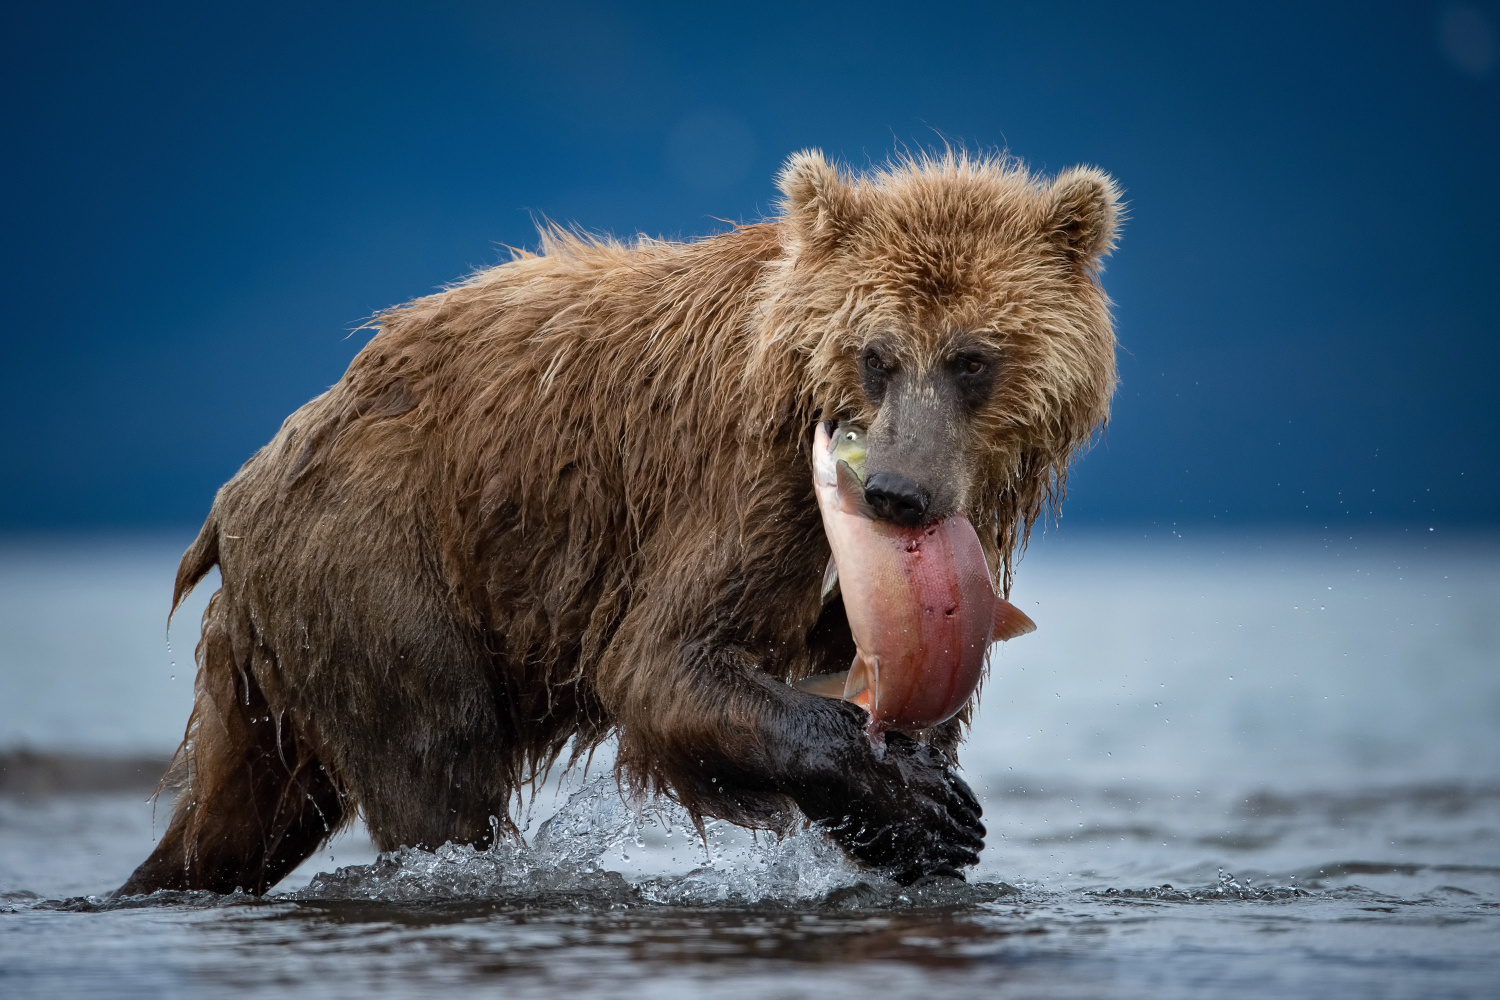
[859,348,892,403]
[951,351,997,408]
[952,352,991,378]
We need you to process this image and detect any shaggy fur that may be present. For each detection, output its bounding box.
[120,149,1120,895]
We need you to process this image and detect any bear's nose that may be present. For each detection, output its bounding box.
[863,472,931,527]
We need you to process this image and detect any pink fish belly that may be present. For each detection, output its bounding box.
[839,517,996,731]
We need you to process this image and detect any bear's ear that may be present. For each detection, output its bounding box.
[1043,167,1123,270]
[777,149,862,250]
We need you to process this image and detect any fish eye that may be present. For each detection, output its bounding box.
[842,430,860,443]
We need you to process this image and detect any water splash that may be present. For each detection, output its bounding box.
[33,888,267,912]
[289,774,873,907]
[1089,868,1311,902]
[289,842,639,906]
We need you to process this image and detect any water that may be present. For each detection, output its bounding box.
[2,530,1498,998]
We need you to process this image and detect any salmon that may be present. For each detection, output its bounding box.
[797,421,1036,743]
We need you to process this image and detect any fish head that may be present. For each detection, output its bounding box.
[814,421,868,484]
[813,421,879,524]
[831,423,868,477]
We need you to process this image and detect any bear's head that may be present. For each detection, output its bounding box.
[757,148,1121,579]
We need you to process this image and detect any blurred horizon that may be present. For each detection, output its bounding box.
[2,0,1497,531]
[5,529,1497,781]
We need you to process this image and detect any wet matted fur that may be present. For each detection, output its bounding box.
[120,149,1121,895]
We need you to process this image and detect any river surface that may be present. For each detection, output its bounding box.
[1,530,1497,998]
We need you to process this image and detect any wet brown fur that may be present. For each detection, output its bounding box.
[121,149,1120,895]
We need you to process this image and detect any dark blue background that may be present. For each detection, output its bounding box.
[2,1,1496,530]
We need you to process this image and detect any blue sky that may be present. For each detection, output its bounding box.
[1,1,1496,529]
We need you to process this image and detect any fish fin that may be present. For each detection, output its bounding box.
[842,657,868,698]
[795,671,851,699]
[991,596,1038,641]
[844,652,878,712]
[820,555,840,604]
[835,460,876,518]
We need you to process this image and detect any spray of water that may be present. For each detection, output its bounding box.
[287,774,871,906]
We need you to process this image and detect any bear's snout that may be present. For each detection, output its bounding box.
[863,472,931,527]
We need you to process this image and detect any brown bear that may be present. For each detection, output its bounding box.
[119,149,1120,895]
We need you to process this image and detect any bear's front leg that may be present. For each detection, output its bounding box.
[601,608,985,884]
[760,686,986,883]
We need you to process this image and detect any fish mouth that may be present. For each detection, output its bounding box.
[811,422,840,489]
